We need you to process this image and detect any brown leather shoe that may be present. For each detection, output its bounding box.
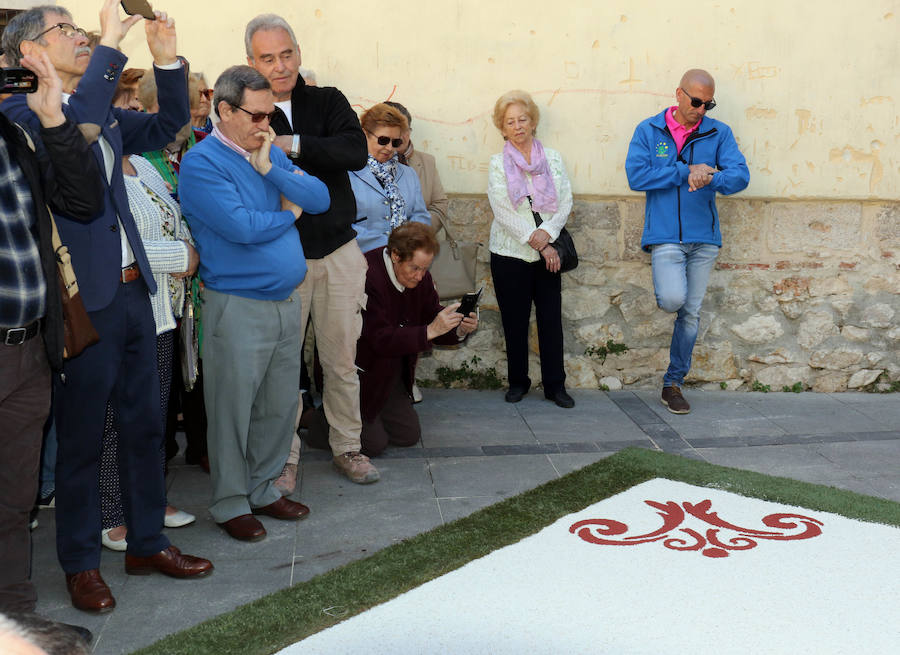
[661,385,691,414]
[125,545,213,578]
[252,496,310,521]
[66,569,115,613]
[218,514,267,541]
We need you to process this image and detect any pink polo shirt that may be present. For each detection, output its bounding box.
[664,106,702,153]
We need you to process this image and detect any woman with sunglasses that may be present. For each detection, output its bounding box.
[487,90,575,409]
[349,103,430,254]
[190,73,213,134]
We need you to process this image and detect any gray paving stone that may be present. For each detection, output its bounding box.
[428,454,559,499]
[832,393,900,429]
[864,475,900,503]
[436,496,503,524]
[519,391,648,443]
[547,452,616,477]
[738,393,886,435]
[814,440,900,478]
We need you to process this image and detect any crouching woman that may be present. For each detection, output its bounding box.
[358,222,478,456]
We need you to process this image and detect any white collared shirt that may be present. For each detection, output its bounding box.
[382,248,404,292]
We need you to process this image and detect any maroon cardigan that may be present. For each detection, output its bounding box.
[358,247,462,422]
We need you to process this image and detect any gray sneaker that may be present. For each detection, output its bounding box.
[333,451,380,484]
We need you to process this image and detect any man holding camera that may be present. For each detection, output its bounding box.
[2,0,212,613]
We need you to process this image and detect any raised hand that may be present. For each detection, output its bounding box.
[248,127,275,176]
[427,303,463,341]
[21,50,65,128]
[98,0,143,50]
[145,10,177,66]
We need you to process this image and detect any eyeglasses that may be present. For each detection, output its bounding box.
[368,132,403,148]
[232,105,278,123]
[198,89,213,101]
[680,88,716,111]
[34,22,88,41]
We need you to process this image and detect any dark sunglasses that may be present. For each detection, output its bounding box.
[680,88,716,111]
[369,132,403,148]
[198,89,213,100]
[34,22,87,41]
[232,105,278,123]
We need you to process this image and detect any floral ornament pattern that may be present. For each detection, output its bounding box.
[569,499,824,558]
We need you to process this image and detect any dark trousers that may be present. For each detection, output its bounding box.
[490,252,566,394]
[360,372,421,457]
[0,335,50,612]
[54,280,168,573]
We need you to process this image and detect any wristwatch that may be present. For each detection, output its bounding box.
[289,134,301,159]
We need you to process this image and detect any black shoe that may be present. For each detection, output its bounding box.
[545,389,575,408]
[504,386,529,403]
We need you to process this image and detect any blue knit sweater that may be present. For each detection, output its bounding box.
[180,136,330,301]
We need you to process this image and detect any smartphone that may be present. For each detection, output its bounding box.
[121,0,155,20]
[457,287,483,318]
[0,68,37,94]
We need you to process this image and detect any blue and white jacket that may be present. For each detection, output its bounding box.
[625,109,749,251]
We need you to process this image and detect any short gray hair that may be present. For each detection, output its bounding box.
[1,5,71,66]
[213,65,270,118]
[244,14,298,60]
[0,612,90,655]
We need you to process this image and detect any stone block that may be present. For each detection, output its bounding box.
[871,203,900,247]
[630,314,674,340]
[847,369,883,389]
[779,300,806,320]
[808,275,852,297]
[807,347,863,370]
[598,376,622,390]
[686,344,739,382]
[754,365,815,389]
[772,276,810,301]
[594,347,668,384]
[748,348,796,365]
[611,289,658,321]
[718,199,769,262]
[812,371,851,393]
[797,310,838,349]
[768,202,862,254]
[863,273,900,294]
[730,314,784,344]
[861,303,895,328]
[830,298,854,318]
[562,287,611,322]
[866,352,885,366]
[841,326,871,342]
[619,199,647,261]
[574,322,626,346]
[571,199,619,230]
[564,355,598,389]
[886,327,900,342]
[576,225,618,265]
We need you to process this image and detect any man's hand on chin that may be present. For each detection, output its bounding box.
[248,128,274,176]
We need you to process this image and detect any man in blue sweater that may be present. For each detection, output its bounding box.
[625,69,749,414]
[179,66,330,542]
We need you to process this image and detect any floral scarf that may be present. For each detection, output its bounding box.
[367,153,407,228]
[502,138,558,213]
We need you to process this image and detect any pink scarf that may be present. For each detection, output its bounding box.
[502,139,558,213]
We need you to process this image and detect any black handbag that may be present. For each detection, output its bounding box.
[528,196,578,273]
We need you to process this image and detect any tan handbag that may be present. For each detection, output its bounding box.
[429,220,481,300]
[49,211,99,358]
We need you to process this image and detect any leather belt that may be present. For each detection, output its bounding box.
[1,319,40,345]
[121,263,141,283]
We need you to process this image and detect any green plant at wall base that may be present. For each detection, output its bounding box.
[584,340,629,364]
[751,381,771,393]
[720,382,728,390]
[862,373,900,393]
[782,382,805,393]
[432,355,503,390]
[599,384,610,391]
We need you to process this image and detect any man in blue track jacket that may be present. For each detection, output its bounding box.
[625,69,749,414]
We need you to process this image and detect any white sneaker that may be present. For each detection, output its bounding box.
[164,508,196,528]
[412,383,423,404]
[101,528,127,551]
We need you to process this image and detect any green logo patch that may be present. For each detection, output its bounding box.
[655,141,669,158]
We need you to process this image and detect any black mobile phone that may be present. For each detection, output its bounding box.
[457,287,483,318]
[0,68,37,94]
[121,0,156,20]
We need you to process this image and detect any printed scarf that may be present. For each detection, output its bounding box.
[367,154,407,228]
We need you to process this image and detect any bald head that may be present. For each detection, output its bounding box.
[680,69,715,92]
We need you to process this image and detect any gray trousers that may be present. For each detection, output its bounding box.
[202,288,301,523]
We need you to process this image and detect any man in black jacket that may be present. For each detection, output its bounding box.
[0,50,103,617]
[246,14,379,485]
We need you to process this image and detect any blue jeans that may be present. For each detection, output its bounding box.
[651,243,719,387]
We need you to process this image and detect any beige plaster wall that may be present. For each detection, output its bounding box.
[64,0,898,199]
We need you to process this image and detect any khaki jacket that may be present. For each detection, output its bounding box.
[406,148,449,232]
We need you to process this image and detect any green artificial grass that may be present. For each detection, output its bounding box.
[133,448,900,655]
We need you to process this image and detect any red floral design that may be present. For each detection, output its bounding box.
[569,499,823,558]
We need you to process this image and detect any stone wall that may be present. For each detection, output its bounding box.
[416,196,900,393]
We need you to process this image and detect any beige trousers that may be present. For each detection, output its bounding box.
[288,239,368,459]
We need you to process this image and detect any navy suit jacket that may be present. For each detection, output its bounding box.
[2,46,189,312]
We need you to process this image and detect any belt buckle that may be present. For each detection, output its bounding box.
[4,327,27,345]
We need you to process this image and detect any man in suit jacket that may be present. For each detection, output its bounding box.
[1,1,212,614]
[0,49,103,618]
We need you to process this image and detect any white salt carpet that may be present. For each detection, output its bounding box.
[279,479,900,654]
